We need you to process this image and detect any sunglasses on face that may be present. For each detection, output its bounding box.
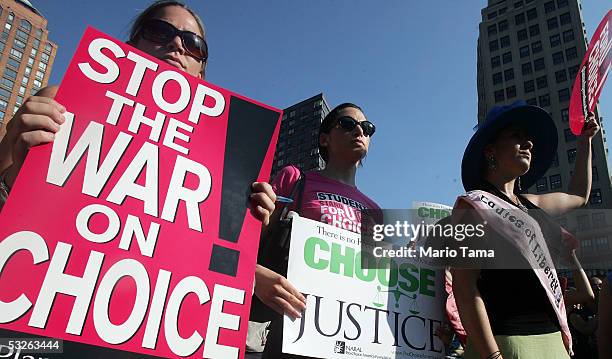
[139,19,208,62]
[336,116,376,137]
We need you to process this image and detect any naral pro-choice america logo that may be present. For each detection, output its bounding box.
[334,341,346,354]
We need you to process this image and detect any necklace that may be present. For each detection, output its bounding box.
[512,195,529,213]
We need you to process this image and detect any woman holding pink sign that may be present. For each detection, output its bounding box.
[0,0,277,223]
[452,100,598,359]
[254,102,381,358]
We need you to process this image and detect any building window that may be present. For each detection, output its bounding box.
[593,166,599,181]
[3,68,17,81]
[539,94,551,107]
[527,8,538,20]
[517,29,528,41]
[520,45,530,58]
[524,80,535,93]
[568,65,579,79]
[502,51,513,64]
[515,13,526,25]
[489,11,498,20]
[552,51,564,64]
[561,108,569,122]
[44,43,52,54]
[550,34,561,47]
[9,48,23,60]
[491,56,501,68]
[522,62,533,75]
[591,189,602,204]
[559,12,571,25]
[558,88,570,102]
[529,24,540,37]
[499,7,507,15]
[564,128,576,142]
[35,28,42,39]
[498,20,509,32]
[0,88,10,101]
[544,1,556,13]
[536,178,548,192]
[15,29,28,41]
[515,1,524,8]
[41,53,50,64]
[527,97,537,105]
[582,239,593,251]
[504,68,514,81]
[506,85,517,99]
[488,24,497,36]
[19,19,32,32]
[547,17,559,30]
[490,40,499,51]
[555,69,567,83]
[493,72,503,84]
[536,75,548,89]
[500,35,511,48]
[549,174,562,189]
[557,0,568,7]
[0,77,14,90]
[567,148,577,163]
[6,58,20,71]
[13,39,26,50]
[565,47,577,61]
[531,40,542,53]
[534,57,545,71]
[495,89,505,102]
[563,29,574,42]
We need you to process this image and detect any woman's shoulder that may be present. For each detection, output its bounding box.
[270,165,302,195]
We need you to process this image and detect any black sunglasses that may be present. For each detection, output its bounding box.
[139,19,208,62]
[336,116,376,137]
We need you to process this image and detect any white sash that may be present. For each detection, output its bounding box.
[455,190,572,355]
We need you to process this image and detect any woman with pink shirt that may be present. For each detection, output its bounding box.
[253,102,380,358]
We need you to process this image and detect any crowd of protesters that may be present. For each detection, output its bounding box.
[0,1,610,359]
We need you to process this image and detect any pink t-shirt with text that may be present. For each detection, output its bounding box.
[271,165,380,234]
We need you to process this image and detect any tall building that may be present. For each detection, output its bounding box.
[271,93,330,178]
[477,0,612,272]
[0,0,57,139]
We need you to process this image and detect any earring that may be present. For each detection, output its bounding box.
[487,155,497,171]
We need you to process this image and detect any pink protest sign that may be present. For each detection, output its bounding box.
[0,27,281,358]
[569,10,611,135]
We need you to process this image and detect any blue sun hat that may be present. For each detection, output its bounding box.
[461,100,558,191]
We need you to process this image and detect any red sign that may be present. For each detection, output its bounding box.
[0,27,281,358]
[570,10,612,135]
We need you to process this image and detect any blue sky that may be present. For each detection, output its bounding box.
[35,1,611,208]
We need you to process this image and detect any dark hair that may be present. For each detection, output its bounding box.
[318,102,364,163]
[128,1,207,73]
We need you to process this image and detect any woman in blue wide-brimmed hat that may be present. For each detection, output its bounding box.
[451,100,598,359]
